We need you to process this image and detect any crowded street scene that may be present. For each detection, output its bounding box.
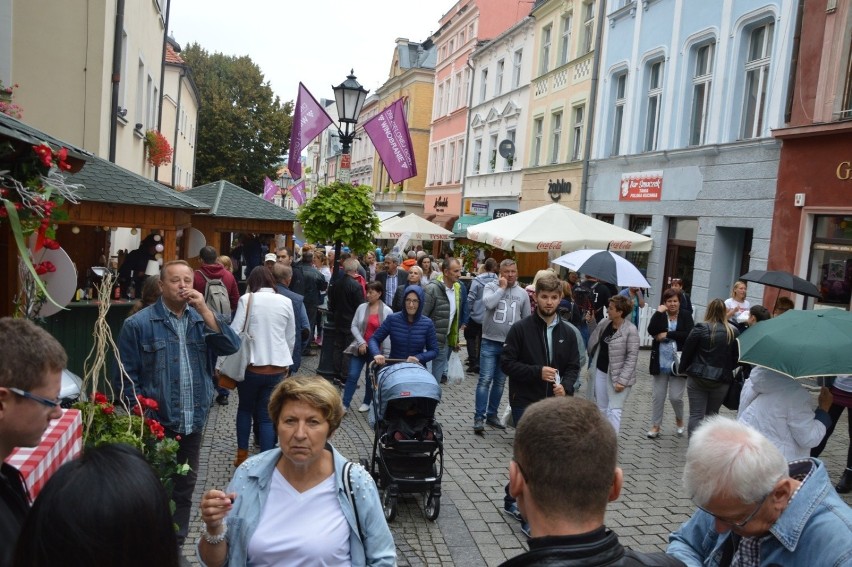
[2,0,852,566]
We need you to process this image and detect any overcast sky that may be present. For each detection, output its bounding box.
[169,0,447,105]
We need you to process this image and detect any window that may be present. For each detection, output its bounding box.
[453,71,463,109]
[689,43,714,145]
[473,138,483,174]
[559,14,573,65]
[540,25,552,75]
[117,31,128,109]
[504,128,516,170]
[437,145,446,183]
[644,60,663,151]
[571,105,585,160]
[135,59,145,127]
[441,79,450,115]
[448,142,456,182]
[741,21,774,139]
[495,59,504,95]
[429,147,438,184]
[512,49,523,88]
[488,134,498,173]
[550,110,563,164]
[462,69,471,105]
[532,117,543,166]
[611,72,627,155]
[434,83,444,118]
[146,76,155,129]
[480,69,488,102]
[455,140,464,182]
[843,35,852,118]
[581,2,595,55]
[449,39,455,54]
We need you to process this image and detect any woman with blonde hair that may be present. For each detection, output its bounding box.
[679,298,739,436]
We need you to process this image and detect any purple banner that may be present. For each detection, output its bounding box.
[262,176,278,201]
[289,180,306,206]
[288,83,333,180]
[362,98,417,184]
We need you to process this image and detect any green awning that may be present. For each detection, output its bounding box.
[453,215,490,236]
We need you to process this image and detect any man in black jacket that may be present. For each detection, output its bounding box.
[328,259,365,382]
[294,250,328,355]
[500,273,579,535]
[0,318,67,567]
[500,396,684,567]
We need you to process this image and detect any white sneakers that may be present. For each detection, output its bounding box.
[358,403,370,412]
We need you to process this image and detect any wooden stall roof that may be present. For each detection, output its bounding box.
[0,113,91,163]
[184,180,297,222]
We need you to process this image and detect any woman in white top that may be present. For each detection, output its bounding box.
[230,267,296,467]
[724,280,750,323]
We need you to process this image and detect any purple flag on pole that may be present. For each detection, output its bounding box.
[288,83,333,180]
[289,180,306,206]
[262,176,278,201]
[362,98,417,184]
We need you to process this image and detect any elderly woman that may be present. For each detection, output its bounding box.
[646,288,694,438]
[198,376,396,566]
[392,265,424,312]
[587,294,640,433]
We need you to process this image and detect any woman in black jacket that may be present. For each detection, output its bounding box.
[679,298,739,437]
[646,289,694,439]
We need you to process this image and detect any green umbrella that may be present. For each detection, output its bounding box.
[737,309,852,379]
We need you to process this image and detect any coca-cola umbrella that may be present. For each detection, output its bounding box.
[465,203,652,253]
[552,249,650,288]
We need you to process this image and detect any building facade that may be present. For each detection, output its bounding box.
[423,0,531,230]
[158,38,200,191]
[350,93,378,189]
[586,0,797,314]
[460,17,535,235]
[520,0,598,212]
[770,0,852,312]
[371,37,437,217]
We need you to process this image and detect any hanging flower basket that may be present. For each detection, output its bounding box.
[144,129,173,168]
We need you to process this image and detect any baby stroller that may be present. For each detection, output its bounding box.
[363,361,444,522]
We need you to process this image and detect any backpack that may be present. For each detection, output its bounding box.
[199,271,231,317]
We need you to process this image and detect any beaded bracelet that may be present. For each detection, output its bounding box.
[202,522,228,545]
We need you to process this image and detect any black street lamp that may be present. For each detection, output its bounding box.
[331,70,369,156]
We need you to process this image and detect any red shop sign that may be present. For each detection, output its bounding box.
[619,171,663,201]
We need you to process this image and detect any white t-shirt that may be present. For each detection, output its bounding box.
[724,297,750,316]
[247,469,349,566]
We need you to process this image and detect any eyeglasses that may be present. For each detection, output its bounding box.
[8,387,61,409]
[696,493,769,528]
[405,299,420,304]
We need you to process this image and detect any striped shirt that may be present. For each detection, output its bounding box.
[167,308,195,435]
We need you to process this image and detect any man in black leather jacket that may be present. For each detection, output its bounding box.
[499,396,685,567]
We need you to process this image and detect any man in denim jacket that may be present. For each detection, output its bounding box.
[118,260,240,547]
[668,416,852,566]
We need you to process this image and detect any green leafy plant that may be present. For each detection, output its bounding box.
[297,181,380,254]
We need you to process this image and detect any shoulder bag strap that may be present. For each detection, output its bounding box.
[342,461,364,542]
[242,293,253,333]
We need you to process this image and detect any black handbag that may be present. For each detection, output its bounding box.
[722,367,746,410]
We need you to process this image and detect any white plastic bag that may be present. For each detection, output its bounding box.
[447,351,465,385]
[500,404,515,428]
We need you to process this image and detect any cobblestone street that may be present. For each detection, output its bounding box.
[183,348,852,565]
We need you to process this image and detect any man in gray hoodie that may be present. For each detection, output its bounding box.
[464,258,499,374]
[475,259,530,433]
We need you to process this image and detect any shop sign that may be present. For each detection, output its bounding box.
[619,170,663,201]
[493,208,516,219]
[837,161,852,180]
[434,196,449,212]
[547,178,571,202]
[465,200,489,216]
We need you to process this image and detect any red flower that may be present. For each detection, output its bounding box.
[175,435,182,441]
[131,404,143,416]
[94,392,108,404]
[55,147,72,171]
[101,405,115,415]
[32,144,52,168]
[34,261,55,275]
[43,238,60,250]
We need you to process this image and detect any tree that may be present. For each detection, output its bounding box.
[297,181,379,276]
[181,44,292,192]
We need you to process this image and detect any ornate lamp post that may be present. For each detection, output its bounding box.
[331,70,369,184]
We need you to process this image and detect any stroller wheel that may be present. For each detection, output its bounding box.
[382,488,397,522]
[423,491,440,521]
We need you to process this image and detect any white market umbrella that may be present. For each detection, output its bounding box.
[377,213,454,241]
[552,249,650,288]
[465,203,652,253]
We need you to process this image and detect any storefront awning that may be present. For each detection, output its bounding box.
[453,215,491,236]
[432,214,459,230]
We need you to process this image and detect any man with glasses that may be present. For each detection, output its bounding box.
[668,416,852,566]
[0,318,67,567]
[500,396,682,566]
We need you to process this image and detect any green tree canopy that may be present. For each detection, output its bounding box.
[297,182,379,255]
[181,44,292,192]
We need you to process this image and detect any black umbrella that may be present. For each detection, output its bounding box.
[739,270,821,298]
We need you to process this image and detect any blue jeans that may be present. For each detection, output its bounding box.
[236,370,284,452]
[430,342,449,383]
[343,353,373,409]
[475,339,506,420]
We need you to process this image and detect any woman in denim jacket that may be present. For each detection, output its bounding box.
[198,376,395,567]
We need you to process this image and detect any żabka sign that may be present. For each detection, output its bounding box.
[619,170,663,201]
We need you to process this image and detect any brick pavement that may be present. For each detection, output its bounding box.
[183,348,851,565]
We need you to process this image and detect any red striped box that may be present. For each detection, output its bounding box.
[4,408,82,498]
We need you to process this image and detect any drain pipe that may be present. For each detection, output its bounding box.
[107,0,125,163]
[579,0,607,214]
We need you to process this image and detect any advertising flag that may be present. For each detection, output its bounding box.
[262,176,278,201]
[288,83,333,180]
[362,98,417,184]
[289,180,306,206]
